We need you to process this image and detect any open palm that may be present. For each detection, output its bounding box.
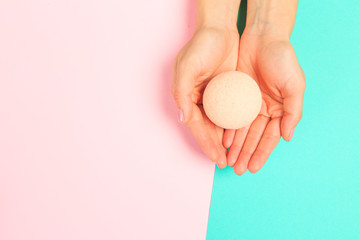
[224,34,306,175]
[172,26,239,168]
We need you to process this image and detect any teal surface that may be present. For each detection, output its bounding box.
[207,1,360,239]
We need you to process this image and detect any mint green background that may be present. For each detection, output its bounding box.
[207,1,360,239]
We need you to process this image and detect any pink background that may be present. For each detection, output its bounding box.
[0,1,215,239]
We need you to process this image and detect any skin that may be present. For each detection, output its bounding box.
[225,0,306,175]
[172,0,305,174]
[172,0,241,168]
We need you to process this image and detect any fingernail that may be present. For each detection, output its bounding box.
[178,109,184,122]
[217,162,226,169]
[289,129,295,141]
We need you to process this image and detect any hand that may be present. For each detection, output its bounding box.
[172,26,239,168]
[223,33,306,175]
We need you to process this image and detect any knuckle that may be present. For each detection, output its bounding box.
[171,87,184,101]
[246,133,259,142]
[209,152,219,163]
[264,131,280,141]
[231,143,243,151]
[254,149,266,158]
[297,111,303,122]
[239,149,253,158]
[295,109,303,120]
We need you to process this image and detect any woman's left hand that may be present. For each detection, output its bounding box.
[223,32,306,175]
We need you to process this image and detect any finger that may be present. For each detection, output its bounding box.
[248,118,281,173]
[216,127,228,168]
[172,58,196,124]
[281,69,306,141]
[201,106,227,168]
[222,129,236,149]
[187,104,227,168]
[226,126,249,167]
[233,115,269,175]
[216,126,226,147]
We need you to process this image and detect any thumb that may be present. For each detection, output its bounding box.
[281,73,306,141]
[172,60,196,123]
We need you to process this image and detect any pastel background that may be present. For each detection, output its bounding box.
[208,0,360,239]
[0,0,214,239]
[1,0,359,239]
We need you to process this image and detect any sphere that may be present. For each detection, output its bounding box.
[203,71,262,129]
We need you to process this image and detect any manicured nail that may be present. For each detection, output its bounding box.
[178,109,184,122]
[289,129,295,141]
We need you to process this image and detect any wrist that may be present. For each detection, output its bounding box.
[243,21,291,41]
[244,0,298,40]
[196,0,240,33]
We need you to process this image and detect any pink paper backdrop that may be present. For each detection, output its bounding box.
[0,1,215,239]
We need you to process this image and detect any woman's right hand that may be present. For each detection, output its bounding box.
[172,25,239,168]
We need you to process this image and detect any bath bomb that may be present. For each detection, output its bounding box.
[203,71,262,129]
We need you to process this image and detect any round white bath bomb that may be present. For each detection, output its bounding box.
[203,71,262,129]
